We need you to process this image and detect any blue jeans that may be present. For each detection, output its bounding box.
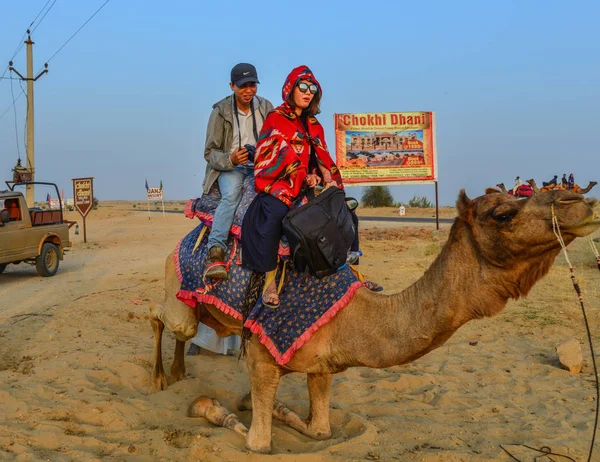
[207,168,251,251]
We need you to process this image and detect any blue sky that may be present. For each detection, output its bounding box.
[1,0,598,205]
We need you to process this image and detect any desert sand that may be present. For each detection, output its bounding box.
[1,200,599,461]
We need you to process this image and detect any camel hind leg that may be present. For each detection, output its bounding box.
[149,251,199,391]
[149,315,169,392]
[272,373,332,440]
[170,338,186,382]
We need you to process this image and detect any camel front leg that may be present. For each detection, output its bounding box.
[307,373,332,438]
[170,339,186,382]
[246,358,282,453]
[272,373,332,440]
[150,316,169,392]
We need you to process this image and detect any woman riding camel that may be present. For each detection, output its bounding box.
[241,65,343,308]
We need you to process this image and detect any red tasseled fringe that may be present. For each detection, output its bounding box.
[175,289,197,308]
[244,280,364,365]
[186,205,243,241]
[184,199,195,219]
[175,289,244,320]
[174,238,184,283]
[195,212,214,229]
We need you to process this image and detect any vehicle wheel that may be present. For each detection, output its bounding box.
[0,264,6,274]
[36,243,60,277]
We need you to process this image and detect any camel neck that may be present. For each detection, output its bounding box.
[328,220,514,370]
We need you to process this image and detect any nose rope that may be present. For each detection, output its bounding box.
[551,203,599,462]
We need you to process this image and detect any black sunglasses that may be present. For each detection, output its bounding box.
[297,82,318,94]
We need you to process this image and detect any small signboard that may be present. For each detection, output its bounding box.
[73,178,94,217]
[72,177,94,242]
[146,187,163,201]
[49,199,61,210]
[145,180,165,218]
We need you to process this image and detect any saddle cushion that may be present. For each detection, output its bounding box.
[175,222,364,365]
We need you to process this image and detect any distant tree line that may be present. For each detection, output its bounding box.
[360,186,433,208]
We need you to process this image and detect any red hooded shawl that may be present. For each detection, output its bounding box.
[253,65,343,206]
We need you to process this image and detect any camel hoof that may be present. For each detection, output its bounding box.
[171,370,185,382]
[237,392,252,411]
[149,374,169,393]
[309,429,332,440]
[245,441,271,454]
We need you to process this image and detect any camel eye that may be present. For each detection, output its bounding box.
[490,204,517,223]
[493,212,514,223]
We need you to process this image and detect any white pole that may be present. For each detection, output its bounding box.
[147,197,150,220]
[162,196,165,217]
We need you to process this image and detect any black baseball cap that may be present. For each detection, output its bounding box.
[231,63,260,87]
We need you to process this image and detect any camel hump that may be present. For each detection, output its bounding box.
[486,187,502,195]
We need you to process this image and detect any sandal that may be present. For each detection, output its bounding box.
[262,283,280,308]
[364,280,384,292]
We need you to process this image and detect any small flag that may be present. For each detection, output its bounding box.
[160,180,163,190]
[46,193,51,202]
[145,178,149,191]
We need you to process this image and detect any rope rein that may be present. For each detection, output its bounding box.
[551,204,599,462]
[504,206,599,461]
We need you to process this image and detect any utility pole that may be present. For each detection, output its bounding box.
[9,30,48,205]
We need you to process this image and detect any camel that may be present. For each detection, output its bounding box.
[527,178,597,195]
[149,188,600,453]
[495,182,533,197]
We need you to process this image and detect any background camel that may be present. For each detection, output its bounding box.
[496,183,533,197]
[527,178,597,194]
[150,188,599,453]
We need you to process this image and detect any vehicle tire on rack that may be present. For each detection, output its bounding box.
[36,243,60,277]
[0,264,6,274]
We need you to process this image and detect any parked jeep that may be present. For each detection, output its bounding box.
[0,183,73,277]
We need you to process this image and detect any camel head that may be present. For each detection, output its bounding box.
[454,189,599,298]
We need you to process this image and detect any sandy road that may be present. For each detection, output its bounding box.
[0,211,195,324]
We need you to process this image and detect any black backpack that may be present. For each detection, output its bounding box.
[282,186,355,279]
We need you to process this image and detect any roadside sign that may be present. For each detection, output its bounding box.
[72,177,94,242]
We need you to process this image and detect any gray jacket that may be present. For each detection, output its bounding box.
[202,95,274,194]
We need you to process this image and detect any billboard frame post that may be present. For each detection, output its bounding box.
[434,181,439,230]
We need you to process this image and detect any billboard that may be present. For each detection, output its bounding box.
[334,112,437,185]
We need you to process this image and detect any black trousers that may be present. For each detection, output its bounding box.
[241,193,290,273]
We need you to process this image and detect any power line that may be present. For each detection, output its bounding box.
[0,93,24,122]
[19,79,29,164]
[29,0,54,28]
[0,32,27,83]
[0,0,56,83]
[42,0,112,66]
[1,0,112,124]
[30,0,60,34]
[10,75,22,159]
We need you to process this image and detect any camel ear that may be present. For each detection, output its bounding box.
[485,187,501,195]
[456,189,474,224]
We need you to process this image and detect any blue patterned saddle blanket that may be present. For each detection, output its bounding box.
[176,176,364,365]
